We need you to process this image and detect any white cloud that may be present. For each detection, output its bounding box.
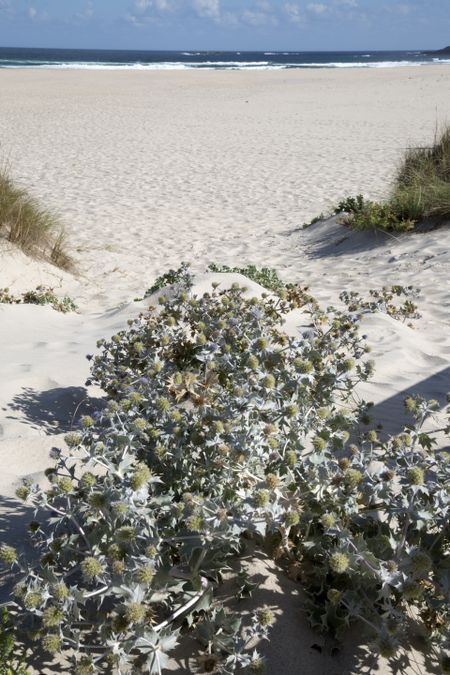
[334,0,358,6]
[284,2,304,24]
[307,3,328,15]
[255,0,272,10]
[192,0,220,19]
[389,3,413,15]
[28,6,37,19]
[74,1,95,21]
[241,9,276,26]
[134,0,171,12]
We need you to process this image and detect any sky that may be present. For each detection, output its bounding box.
[0,0,448,52]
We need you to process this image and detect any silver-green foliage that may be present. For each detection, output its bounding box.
[1,270,449,673]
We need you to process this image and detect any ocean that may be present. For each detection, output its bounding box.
[0,47,449,70]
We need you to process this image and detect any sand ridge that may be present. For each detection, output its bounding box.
[0,67,449,674]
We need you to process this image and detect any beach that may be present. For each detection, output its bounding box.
[1,66,450,674]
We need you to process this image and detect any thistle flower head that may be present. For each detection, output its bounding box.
[321,513,335,529]
[284,511,300,527]
[74,658,94,675]
[285,404,299,418]
[407,467,424,485]
[15,485,30,501]
[24,591,43,609]
[58,477,73,494]
[0,544,17,566]
[80,472,96,489]
[42,606,64,627]
[312,436,326,452]
[265,473,280,490]
[329,552,350,574]
[186,515,204,532]
[65,432,81,448]
[344,469,363,489]
[156,397,171,413]
[285,450,297,467]
[247,355,259,370]
[254,489,270,508]
[41,634,61,654]
[88,491,107,509]
[409,549,432,575]
[261,374,276,389]
[116,526,136,543]
[402,581,423,600]
[136,566,154,585]
[249,656,265,674]
[125,602,146,624]
[130,462,151,490]
[51,582,69,602]
[81,557,103,580]
[257,607,274,627]
[327,589,342,605]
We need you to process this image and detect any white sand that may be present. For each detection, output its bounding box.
[0,67,449,674]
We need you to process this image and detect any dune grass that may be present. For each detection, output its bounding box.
[0,166,73,270]
[391,125,450,222]
[335,125,450,232]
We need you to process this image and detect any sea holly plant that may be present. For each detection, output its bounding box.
[0,268,449,673]
[340,285,421,325]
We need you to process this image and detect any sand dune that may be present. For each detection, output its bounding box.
[0,67,449,674]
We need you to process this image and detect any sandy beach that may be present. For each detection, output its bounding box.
[1,66,450,673]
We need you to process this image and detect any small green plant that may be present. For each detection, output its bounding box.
[0,166,73,270]
[144,261,192,297]
[0,608,29,675]
[335,195,415,233]
[301,212,328,228]
[207,263,287,294]
[335,194,366,216]
[0,286,77,313]
[340,285,421,325]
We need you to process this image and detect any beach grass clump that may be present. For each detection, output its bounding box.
[1,268,449,673]
[392,125,450,222]
[334,126,450,232]
[0,285,77,313]
[0,167,72,270]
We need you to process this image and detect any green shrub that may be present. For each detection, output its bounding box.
[335,195,415,233]
[0,167,72,270]
[207,263,287,294]
[0,608,29,675]
[334,126,450,232]
[0,286,77,313]
[1,270,448,673]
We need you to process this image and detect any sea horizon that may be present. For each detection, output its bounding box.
[1,45,449,70]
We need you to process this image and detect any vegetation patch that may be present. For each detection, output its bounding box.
[0,167,73,270]
[0,607,29,674]
[0,268,448,673]
[307,126,450,233]
[0,286,77,313]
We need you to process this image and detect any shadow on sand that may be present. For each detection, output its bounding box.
[5,386,104,435]
[367,364,450,439]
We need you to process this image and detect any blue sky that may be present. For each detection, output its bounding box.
[0,0,448,51]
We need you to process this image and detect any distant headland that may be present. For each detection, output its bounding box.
[424,45,450,55]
